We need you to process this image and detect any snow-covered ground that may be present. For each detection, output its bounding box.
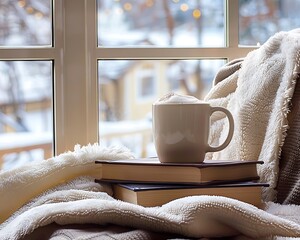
[1,119,155,171]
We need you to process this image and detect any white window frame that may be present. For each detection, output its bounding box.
[0,0,257,156]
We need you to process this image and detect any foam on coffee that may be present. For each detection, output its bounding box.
[154,92,202,105]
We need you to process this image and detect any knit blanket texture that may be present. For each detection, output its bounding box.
[1,29,300,239]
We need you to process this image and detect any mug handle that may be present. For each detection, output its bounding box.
[206,106,234,152]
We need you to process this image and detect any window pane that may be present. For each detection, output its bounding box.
[97,0,225,47]
[239,0,300,46]
[0,0,52,47]
[98,59,225,157]
[0,61,53,171]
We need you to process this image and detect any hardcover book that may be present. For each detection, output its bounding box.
[95,157,263,184]
[113,181,269,208]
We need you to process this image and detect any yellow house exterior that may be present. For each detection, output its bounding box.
[99,59,199,122]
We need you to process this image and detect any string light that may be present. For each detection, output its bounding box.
[193,9,201,19]
[123,2,132,11]
[180,3,189,12]
[18,0,26,8]
[17,0,44,20]
[34,12,43,19]
[26,6,34,14]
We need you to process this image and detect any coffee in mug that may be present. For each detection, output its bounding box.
[152,93,234,163]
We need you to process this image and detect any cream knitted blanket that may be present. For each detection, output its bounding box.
[205,28,300,202]
[0,144,300,240]
[1,29,300,239]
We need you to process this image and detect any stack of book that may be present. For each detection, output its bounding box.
[95,157,268,208]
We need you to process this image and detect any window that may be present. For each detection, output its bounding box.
[0,0,52,46]
[97,0,225,47]
[96,0,245,157]
[1,0,300,170]
[136,63,157,101]
[239,0,300,46]
[0,0,54,170]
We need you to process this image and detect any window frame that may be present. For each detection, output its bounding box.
[0,0,257,156]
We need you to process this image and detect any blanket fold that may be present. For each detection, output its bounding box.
[0,144,134,224]
[2,174,300,240]
[1,145,300,240]
[205,28,300,202]
[2,29,300,239]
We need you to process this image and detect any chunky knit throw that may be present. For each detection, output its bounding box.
[0,144,300,239]
[205,29,300,202]
[277,76,300,204]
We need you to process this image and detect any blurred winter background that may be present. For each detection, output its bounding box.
[1,0,300,170]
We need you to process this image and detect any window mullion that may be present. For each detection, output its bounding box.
[96,47,255,60]
[85,0,98,146]
[226,0,243,61]
[54,0,95,154]
[0,48,55,60]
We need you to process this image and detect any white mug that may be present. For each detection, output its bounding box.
[152,94,234,163]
